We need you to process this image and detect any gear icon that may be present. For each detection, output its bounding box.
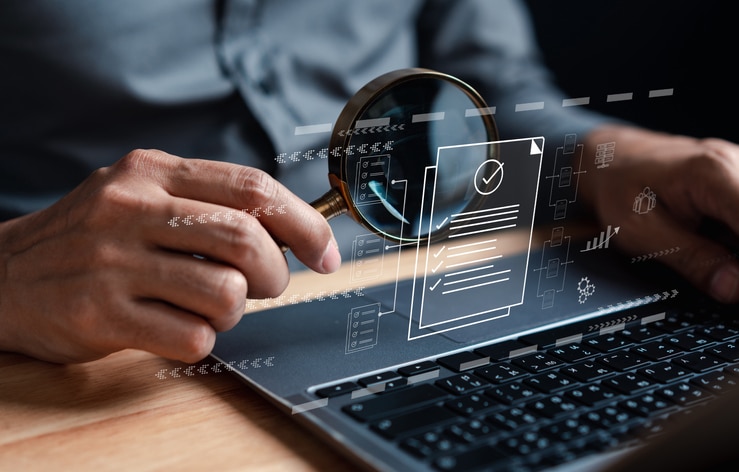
[577,276,596,303]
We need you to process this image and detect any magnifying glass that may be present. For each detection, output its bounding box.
[305,68,499,246]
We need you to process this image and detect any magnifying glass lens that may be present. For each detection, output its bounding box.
[326,69,498,243]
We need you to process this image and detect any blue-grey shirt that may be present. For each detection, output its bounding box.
[0,0,606,220]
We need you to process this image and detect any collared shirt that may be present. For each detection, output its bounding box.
[0,0,605,220]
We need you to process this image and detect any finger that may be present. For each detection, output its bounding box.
[134,150,340,273]
[680,140,739,236]
[134,250,247,332]
[619,210,739,304]
[150,197,290,299]
[111,299,217,363]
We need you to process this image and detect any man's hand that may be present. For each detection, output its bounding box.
[0,149,341,363]
[582,124,739,304]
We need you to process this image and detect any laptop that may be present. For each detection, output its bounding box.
[211,4,738,471]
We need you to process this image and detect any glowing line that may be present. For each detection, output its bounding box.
[441,277,510,295]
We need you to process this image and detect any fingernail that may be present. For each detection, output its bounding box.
[321,238,341,273]
[710,264,739,303]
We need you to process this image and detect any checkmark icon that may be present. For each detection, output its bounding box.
[429,279,441,291]
[433,245,446,258]
[482,162,504,185]
[436,216,449,230]
[432,261,443,273]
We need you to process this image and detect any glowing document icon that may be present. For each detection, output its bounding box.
[408,138,543,340]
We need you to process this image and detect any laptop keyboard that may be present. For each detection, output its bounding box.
[315,305,739,471]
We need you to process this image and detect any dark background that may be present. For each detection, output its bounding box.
[524,1,735,143]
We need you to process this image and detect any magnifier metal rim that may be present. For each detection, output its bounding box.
[327,67,498,244]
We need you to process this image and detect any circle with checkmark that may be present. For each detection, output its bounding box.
[473,159,504,195]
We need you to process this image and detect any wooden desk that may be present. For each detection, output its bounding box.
[0,229,546,470]
[0,349,355,471]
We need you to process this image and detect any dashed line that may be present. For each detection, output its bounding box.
[412,111,445,123]
[606,92,633,102]
[465,106,496,117]
[294,123,332,135]
[509,345,537,359]
[642,312,666,325]
[562,97,590,107]
[515,101,545,112]
[356,117,390,128]
[555,334,583,347]
[291,398,329,415]
[649,88,674,98]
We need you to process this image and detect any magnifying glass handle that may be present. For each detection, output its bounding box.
[279,188,348,253]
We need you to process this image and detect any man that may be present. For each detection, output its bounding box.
[1,0,737,364]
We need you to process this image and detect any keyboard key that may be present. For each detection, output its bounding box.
[565,383,618,407]
[706,342,739,362]
[446,392,498,417]
[651,313,694,333]
[655,382,713,406]
[445,419,497,444]
[434,445,510,472]
[487,406,540,430]
[585,405,642,431]
[691,370,738,394]
[475,362,527,384]
[486,381,539,405]
[525,371,575,393]
[598,352,648,371]
[665,332,714,351]
[549,343,599,363]
[500,429,552,456]
[401,431,457,458]
[399,361,440,377]
[316,381,359,398]
[602,372,655,395]
[696,323,739,342]
[541,416,595,442]
[344,384,449,422]
[672,352,725,373]
[619,393,674,417]
[358,371,402,387]
[619,325,664,343]
[526,394,580,419]
[630,341,681,361]
[636,362,690,383]
[436,373,488,395]
[561,361,613,382]
[372,405,458,439]
[379,378,408,393]
[438,351,490,372]
[512,352,563,373]
[584,334,632,353]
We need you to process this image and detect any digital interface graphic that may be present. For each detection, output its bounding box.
[407,138,543,339]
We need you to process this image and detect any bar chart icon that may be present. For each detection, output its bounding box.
[581,225,620,252]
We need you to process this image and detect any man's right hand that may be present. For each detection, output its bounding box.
[0,149,341,364]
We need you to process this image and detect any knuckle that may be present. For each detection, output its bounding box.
[230,167,280,205]
[227,215,258,250]
[115,149,164,174]
[689,142,735,174]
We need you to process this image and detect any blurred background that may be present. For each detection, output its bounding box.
[525,0,735,143]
